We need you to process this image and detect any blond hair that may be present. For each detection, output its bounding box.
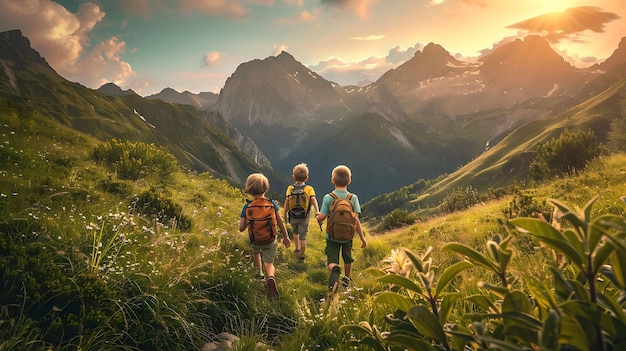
[331,165,351,187]
[244,173,269,196]
[292,162,309,182]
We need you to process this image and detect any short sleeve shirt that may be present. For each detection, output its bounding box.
[320,190,360,239]
[320,190,361,215]
[285,184,316,205]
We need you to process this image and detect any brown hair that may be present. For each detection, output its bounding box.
[292,162,309,182]
[244,173,269,196]
[331,165,351,187]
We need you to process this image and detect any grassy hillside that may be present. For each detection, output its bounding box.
[363,77,626,219]
[1,57,275,188]
[3,90,626,350]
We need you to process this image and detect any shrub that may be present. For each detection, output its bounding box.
[93,139,179,181]
[131,188,193,231]
[378,209,417,231]
[439,186,479,214]
[528,128,602,181]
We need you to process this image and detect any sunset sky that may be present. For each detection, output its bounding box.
[1,0,624,96]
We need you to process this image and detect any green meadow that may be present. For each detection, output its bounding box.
[2,101,626,350]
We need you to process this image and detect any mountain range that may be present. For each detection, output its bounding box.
[2,28,626,206]
[208,34,626,201]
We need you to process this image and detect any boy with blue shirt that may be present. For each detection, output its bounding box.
[239,173,291,298]
[316,165,367,292]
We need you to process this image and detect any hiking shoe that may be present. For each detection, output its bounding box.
[255,273,265,280]
[267,276,278,298]
[341,276,351,288]
[328,266,341,292]
[298,255,306,262]
[294,249,301,254]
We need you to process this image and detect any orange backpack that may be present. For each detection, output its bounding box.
[327,192,357,241]
[246,198,277,244]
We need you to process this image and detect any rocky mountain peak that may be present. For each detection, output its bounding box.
[478,35,574,93]
[0,29,55,72]
[596,36,626,72]
[375,41,468,89]
[97,82,137,96]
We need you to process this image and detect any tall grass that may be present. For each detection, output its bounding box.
[4,104,626,349]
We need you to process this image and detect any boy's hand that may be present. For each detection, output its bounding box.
[360,238,367,248]
[283,237,291,248]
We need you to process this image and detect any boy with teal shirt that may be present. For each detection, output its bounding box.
[316,165,367,291]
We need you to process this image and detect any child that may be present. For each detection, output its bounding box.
[239,173,291,298]
[283,163,319,262]
[316,165,367,292]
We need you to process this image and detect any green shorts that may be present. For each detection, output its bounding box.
[325,238,354,265]
[289,217,310,240]
[250,240,278,264]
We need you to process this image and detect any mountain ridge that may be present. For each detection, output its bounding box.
[3,28,626,203]
[0,30,281,190]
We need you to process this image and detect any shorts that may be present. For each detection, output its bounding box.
[289,217,310,240]
[325,238,354,265]
[250,240,278,264]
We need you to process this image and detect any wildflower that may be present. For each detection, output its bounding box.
[382,248,412,276]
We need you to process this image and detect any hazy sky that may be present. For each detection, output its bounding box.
[1,0,624,96]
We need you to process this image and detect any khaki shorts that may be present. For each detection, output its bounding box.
[250,240,278,264]
[289,217,310,240]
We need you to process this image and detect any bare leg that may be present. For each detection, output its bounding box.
[253,253,263,275]
[344,263,352,278]
[293,234,301,251]
[264,262,275,278]
[300,239,306,256]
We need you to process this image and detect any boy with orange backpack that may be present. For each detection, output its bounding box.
[239,173,291,298]
[283,163,319,262]
[316,165,367,292]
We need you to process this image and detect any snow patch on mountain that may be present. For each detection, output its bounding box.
[134,109,155,128]
[387,125,413,150]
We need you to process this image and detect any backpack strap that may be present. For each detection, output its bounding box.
[329,192,353,212]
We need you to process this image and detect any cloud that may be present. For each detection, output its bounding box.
[320,0,379,20]
[276,10,318,24]
[386,43,422,64]
[180,0,248,18]
[310,55,389,85]
[507,6,621,43]
[351,35,385,41]
[202,51,224,67]
[0,0,135,90]
[478,36,519,57]
[118,0,169,18]
[273,44,289,55]
[66,37,135,88]
[309,42,423,85]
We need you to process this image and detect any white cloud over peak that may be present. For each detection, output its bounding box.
[66,36,135,88]
[0,0,135,90]
[308,42,423,85]
[273,44,289,55]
